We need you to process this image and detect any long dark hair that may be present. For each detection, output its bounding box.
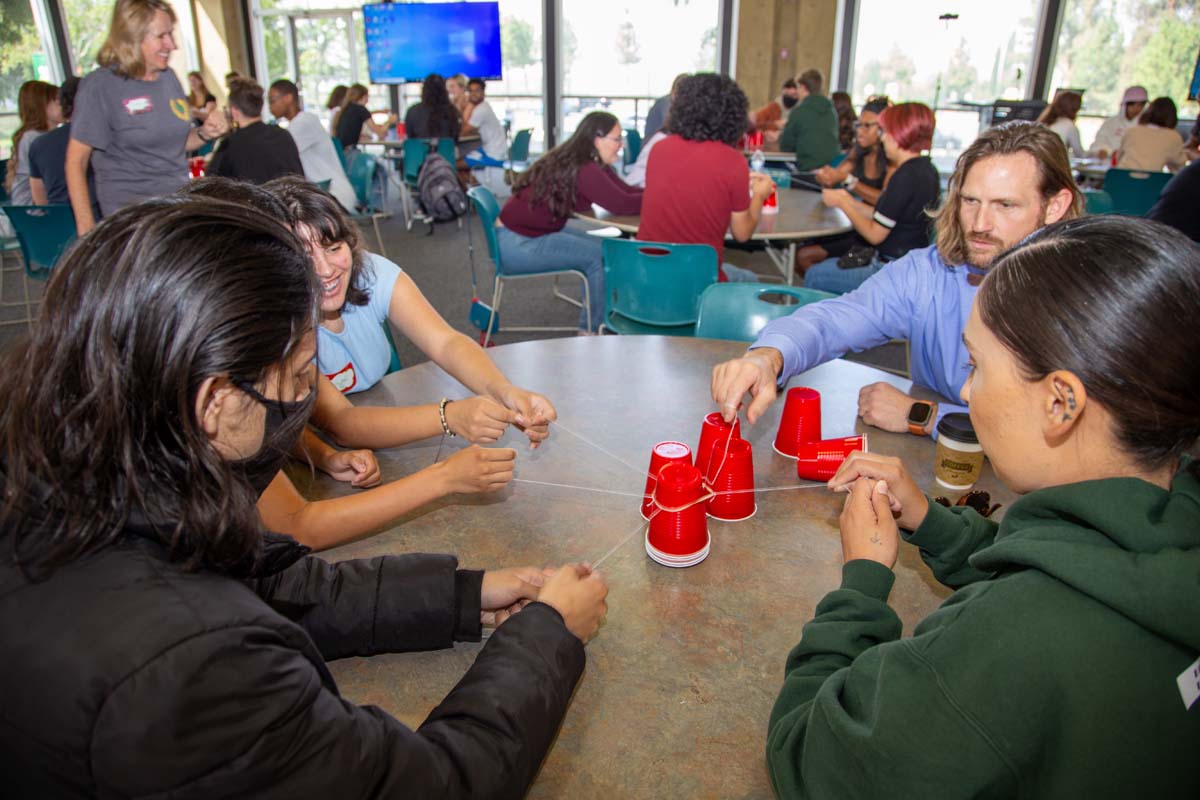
[0,199,318,576]
[512,111,618,220]
[265,175,370,308]
[420,73,460,138]
[668,73,748,146]
[980,216,1200,473]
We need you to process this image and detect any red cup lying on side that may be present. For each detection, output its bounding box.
[773,387,822,458]
[641,441,693,520]
[696,412,741,481]
[646,462,710,568]
[795,434,869,481]
[706,437,756,521]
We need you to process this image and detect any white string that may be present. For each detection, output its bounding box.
[511,477,645,498]
[592,515,651,568]
[548,418,654,479]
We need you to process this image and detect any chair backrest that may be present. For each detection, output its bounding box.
[1104,168,1173,216]
[331,135,349,171]
[624,129,642,165]
[466,185,502,268]
[1082,187,1114,215]
[510,129,532,162]
[1,204,77,277]
[695,282,834,341]
[828,151,847,168]
[601,239,719,327]
[316,179,332,191]
[347,153,378,210]
[380,321,403,374]
[402,139,429,184]
[434,137,456,163]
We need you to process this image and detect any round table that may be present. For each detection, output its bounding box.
[575,189,851,285]
[302,336,1012,799]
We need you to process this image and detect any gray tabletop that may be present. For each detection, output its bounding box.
[576,187,851,241]
[303,336,1011,798]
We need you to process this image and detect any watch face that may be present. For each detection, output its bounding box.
[907,402,933,426]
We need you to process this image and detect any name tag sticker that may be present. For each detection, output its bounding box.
[327,363,356,393]
[1178,656,1200,711]
[124,96,153,115]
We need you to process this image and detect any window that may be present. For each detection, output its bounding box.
[1049,0,1198,146]
[62,0,199,77]
[559,0,720,138]
[0,0,60,158]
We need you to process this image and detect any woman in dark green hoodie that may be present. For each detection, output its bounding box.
[766,215,1200,798]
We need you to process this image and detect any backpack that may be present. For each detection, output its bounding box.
[416,152,468,222]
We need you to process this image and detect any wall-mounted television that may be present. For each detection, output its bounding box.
[364,2,503,85]
[1189,45,1200,102]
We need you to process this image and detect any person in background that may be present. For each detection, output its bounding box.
[325,83,347,131]
[644,73,687,140]
[797,96,891,272]
[1117,97,1187,173]
[1185,118,1199,161]
[223,70,241,88]
[1146,157,1200,241]
[461,77,511,199]
[639,72,773,283]
[207,79,303,184]
[1037,89,1084,157]
[750,78,799,142]
[335,83,396,153]
[0,197,610,796]
[5,80,61,205]
[1088,85,1147,158]
[622,124,668,188]
[498,111,642,333]
[831,91,857,151]
[779,68,840,171]
[186,69,216,122]
[448,73,471,121]
[67,0,227,234]
[403,73,460,141]
[268,79,358,213]
[711,122,1081,438]
[766,215,1200,799]
[804,102,940,294]
[28,78,95,213]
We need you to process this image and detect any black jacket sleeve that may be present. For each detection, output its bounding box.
[250,552,483,660]
[90,603,584,799]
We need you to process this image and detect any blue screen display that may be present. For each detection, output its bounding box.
[364,2,503,84]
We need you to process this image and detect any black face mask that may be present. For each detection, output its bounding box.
[781,95,798,109]
[232,380,313,497]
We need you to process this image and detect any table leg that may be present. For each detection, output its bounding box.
[763,242,796,285]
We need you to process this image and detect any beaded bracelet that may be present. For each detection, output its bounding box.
[438,397,456,437]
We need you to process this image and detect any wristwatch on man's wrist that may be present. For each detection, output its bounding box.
[907,401,935,435]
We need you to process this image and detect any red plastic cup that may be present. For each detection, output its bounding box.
[646,462,710,567]
[763,187,778,214]
[395,121,406,139]
[773,387,822,458]
[641,441,692,520]
[752,130,765,147]
[706,437,756,521]
[795,434,869,481]
[696,412,741,481]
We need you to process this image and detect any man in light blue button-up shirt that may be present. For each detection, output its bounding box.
[711,122,1083,437]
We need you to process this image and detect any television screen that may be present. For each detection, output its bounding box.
[364,2,503,84]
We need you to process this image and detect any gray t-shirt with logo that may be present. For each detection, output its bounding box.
[71,66,192,216]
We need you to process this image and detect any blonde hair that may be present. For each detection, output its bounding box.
[97,0,177,79]
[933,121,1084,266]
[449,74,469,91]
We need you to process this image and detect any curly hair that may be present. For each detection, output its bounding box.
[512,111,619,220]
[667,73,749,146]
[420,73,460,138]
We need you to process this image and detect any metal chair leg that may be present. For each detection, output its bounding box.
[483,276,503,347]
[552,275,584,309]
[372,215,386,258]
[578,273,591,332]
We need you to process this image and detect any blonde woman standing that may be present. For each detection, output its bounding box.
[66,0,227,233]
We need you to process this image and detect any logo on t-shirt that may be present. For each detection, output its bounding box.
[123,96,153,115]
[326,363,357,393]
[170,98,190,121]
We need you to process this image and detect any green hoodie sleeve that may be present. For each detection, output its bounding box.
[766,560,1017,799]
[902,499,999,588]
[779,112,799,153]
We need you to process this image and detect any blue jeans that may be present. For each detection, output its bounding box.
[721,263,759,282]
[495,226,604,331]
[803,255,885,294]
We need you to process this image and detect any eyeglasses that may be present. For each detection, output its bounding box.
[599,135,623,144]
[933,490,1002,518]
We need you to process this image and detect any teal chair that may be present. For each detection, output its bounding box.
[0,160,22,275]
[829,151,848,167]
[466,185,591,345]
[1082,188,1114,215]
[623,128,642,168]
[381,321,402,374]
[316,179,332,191]
[1,204,77,327]
[509,128,532,172]
[1104,168,1172,216]
[331,135,349,172]
[695,282,835,341]
[400,138,457,229]
[599,239,718,335]
[346,153,389,256]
